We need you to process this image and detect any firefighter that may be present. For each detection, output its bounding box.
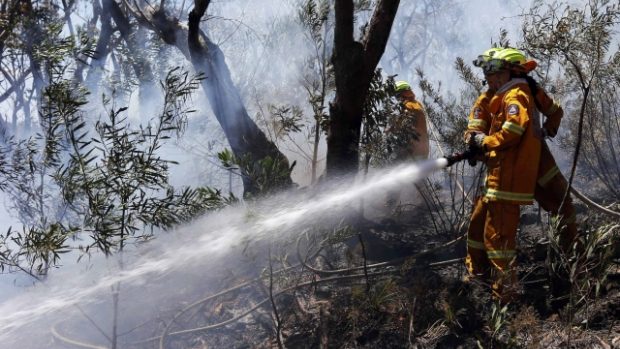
[465,48,542,303]
[512,61,578,254]
[385,81,430,208]
[389,80,429,160]
[465,47,579,284]
[463,48,500,283]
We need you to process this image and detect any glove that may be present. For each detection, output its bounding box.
[472,133,486,151]
[464,132,473,145]
[467,156,478,167]
[543,120,559,138]
[464,131,481,145]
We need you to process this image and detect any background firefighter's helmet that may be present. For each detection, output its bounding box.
[394,80,412,93]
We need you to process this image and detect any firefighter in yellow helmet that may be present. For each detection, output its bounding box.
[384,80,429,209]
[509,55,578,254]
[464,47,542,303]
[465,47,578,304]
[389,80,430,160]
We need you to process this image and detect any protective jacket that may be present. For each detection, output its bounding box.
[482,79,541,205]
[387,99,429,160]
[405,100,429,159]
[536,90,562,137]
[468,84,562,137]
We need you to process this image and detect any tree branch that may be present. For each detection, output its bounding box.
[188,0,211,54]
[84,6,113,88]
[106,0,154,81]
[362,0,400,71]
[0,68,32,104]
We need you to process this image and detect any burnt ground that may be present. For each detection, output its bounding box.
[50,198,620,348]
[103,198,620,349]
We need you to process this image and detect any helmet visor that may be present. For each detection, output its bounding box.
[481,59,505,75]
[472,55,487,67]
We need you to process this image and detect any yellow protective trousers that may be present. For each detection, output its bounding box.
[536,143,578,252]
[465,199,519,303]
[466,146,578,302]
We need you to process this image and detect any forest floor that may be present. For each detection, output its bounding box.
[129,197,620,349]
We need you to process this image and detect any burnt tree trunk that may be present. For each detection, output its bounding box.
[327,0,400,177]
[188,7,293,194]
[133,2,292,195]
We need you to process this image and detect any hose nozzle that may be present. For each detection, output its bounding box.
[444,148,478,167]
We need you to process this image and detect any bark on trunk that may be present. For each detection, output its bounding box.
[326,0,400,178]
[135,4,292,194]
[107,0,156,109]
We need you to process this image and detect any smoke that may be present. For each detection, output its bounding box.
[0,159,445,347]
[204,0,538,185]
[380,0,535,90]
[0,1,595,346]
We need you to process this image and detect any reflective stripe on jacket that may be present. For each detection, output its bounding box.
[467,90,494,134]
[535,89,563,137]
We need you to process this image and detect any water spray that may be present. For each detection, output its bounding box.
[0,159,450,345]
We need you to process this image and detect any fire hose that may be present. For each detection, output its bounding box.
[442,146,620,219]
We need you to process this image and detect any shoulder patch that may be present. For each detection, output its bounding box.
[474,107,482,119]
[507,104,519,115]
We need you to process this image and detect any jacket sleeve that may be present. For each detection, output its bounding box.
[466,91,493,135]
[483,95,530,151]
[536,89,563,137]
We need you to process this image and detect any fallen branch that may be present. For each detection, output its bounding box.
[296,231,466,275]
[157,258,464,342]
[152,269,397,346]
[571,187,620,219]
[51,322,109,349]
[152,244,323,348]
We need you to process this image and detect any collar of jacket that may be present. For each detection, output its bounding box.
[495,78,527,95]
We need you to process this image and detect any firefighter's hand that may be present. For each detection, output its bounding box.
[471,133,486,151]
[543,120,559,138]
[463,131,473,144]
[464,131,481,145]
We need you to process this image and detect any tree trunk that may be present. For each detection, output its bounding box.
[327,88,365,176]
[326,0,400,177]
[106,0,157,111]
[134,3,292,194]
[84,0,112,91]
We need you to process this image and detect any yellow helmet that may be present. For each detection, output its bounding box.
[495,48,527,65]
[394,80,412,93]
[472,47,502,67]
[474,47,537,74]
